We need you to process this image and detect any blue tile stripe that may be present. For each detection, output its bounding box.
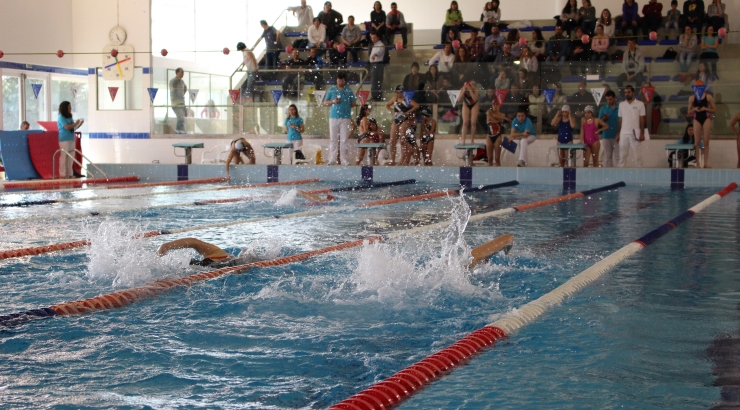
[177,164,188,181]
[563,168,576,190]
[361,166,373,182]
[0,61,87,76]
[142,67,151,74]
[459,167,472,187]
[670,168,685,190]
[267,165,279,183]
[89,133,150,139]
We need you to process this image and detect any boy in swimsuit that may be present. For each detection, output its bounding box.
[579,105,609,167]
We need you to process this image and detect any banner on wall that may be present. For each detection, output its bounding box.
[313,90,326,106]
[357,90,370,106]
[495,89,508,105]
[403,91,415,106]
[147,88,159,103]
[446,90,460,106]
[108,87,119,101]
[543,88,556,105]
[271,90,283,106]
[189,89,199,103]
[590,87,606,105]
[229,90,240,105]
[31,83,42,99]
[641,85,656,103]
[692,85,707,101]
[71,85,81,99]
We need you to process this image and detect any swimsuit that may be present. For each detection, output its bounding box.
[693,96,709,125]
[421,122,434,144]
[557,119,573,144]
[393,101,412,125]
[405,124,417,146]
[487,120,502,143]
[583,120,599,146]
[463,91,478,109]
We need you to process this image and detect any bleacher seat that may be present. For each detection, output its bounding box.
[668,95,690,102]
[660,39,679,45]
[638,40,657,46]
[663,118,687,123]
[650,75,671,82]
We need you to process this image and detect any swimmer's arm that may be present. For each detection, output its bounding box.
[705,95,717,113]
[731,113,740,137]
[225,151,236,177]
[157,238,228,259]
[429,119,437,134]
[579,118,585,141]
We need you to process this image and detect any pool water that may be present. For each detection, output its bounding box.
[0,181,738,409]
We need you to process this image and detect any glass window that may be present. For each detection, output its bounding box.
[2,75,21,130]
[52,77,89,133]
[24,77,47,130]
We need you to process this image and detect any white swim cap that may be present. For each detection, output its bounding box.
[235,140,245,151]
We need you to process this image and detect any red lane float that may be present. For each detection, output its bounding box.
[105,177,227,189]
[1,176,139,190]
[214,178,321,190]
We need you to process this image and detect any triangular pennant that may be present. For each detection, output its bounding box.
[147,87,159,103]
[108,86,119,101]
[590,87,605,105]
[543,88,556,105]
[314,90,327,106]
[31,83,42,99]
[189,89,199,103]
[357,90,370,106]
[71,85,81,99]
[495,89,508,105]
[447,90,461,106]
[403,91,414,106]
[271,90,283,106]
[229,90,240,105]
[641,85,656,103]
[692,85,707,101]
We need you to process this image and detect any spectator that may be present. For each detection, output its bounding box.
[569,27,590,75]
[57,101,83,178]
[260,20,281,68]
[224,138,256,179]
[284,104,306,160]
[481,0,502,37]
[579,0,597,35]
[201,99,220,118]
[368,31,386,101]
[546,23,571,65]
[530,29,547,61]
[453,47,474,86]
[528,85,546,123]
[485,99,508,166]
[441,1,464,44]
[700,25,720,79]
[552,105,577,167]
[418,106,437,165]
[695,61,714,87]
[386,2,408,47]
[515,68,532,91]
[668,124,696,167]
[484,25,506,62]
[237,43,258,103]
[503,84,527,120]
[494,69,511,90]
[304,47,324,89]
[561,0,581,37]
[354,105,385,165]
[458,81,480,145]
[317,1,344,40]
[307,18,327,50]
[282,49,305,98]
[706,0,725,32]
[445,29,460,45]
[403,62,422,94]
[328,41,348,67]
[508,29,523,58]
[591,24,610,77]
[598,90,620,167]
[495,43,516,75]
[665,0,681,39]
[621,0,640,38]
[688,82,716,168]
[510,107,537,167]
[429,43,455,73]
[465,28,485,62]
[580,105,609,166]
[570,80,596,124]
[341,16,363,63]
[729,111,740,168]
[599,8,616,44]
[546,83,568,126]
[20,121,30,130]
[616,85,646,167]
[677,25,698,74]
[169,67,187,134]
[641,0,664,39]
[681,0,704,33]
[288,0,314,26]
[424,65,443,103]
[368,1,386,43]
[616,38,646,93]
[386,85,419,165]
[322,71,357,165]
[519,47,539,74]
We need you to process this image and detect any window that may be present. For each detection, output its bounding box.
[96,67,143,110]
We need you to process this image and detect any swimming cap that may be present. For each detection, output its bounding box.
[235,141,245,151]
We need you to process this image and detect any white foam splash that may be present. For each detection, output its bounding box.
[274,189,298,207]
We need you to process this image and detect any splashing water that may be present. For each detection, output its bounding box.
[275,189,298,207]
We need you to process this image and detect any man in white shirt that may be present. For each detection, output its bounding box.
[307,17,327,50]
[288,0,314,27]
[616,85,646,168]
[368,31,386,101]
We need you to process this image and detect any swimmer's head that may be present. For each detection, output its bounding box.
[189,258,215,266]
[234,140,247,152]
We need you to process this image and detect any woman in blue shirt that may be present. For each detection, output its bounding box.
[285,104,306,160]
[56,101,83,178]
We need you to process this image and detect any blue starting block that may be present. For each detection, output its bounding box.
[557,143,587,167]
[262,142,294,165]
[172,142,204,164]
[454,144,485,167]
[357,143,386,166]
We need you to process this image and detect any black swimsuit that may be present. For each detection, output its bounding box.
[421,122,434,144]
[463,91,478,109]
[487,120,502,143]
[393,101,412,125]
[693,96,709,125]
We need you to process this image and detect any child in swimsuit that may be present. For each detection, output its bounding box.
[551,105,577,167]
[484,99,509,166]
[418,106,437,166]
[354,105,385,165]
[580,105,609,167]
[385,86,419,165]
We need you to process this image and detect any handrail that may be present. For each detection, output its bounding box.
[52,149,107,180]
[229,66,369,97]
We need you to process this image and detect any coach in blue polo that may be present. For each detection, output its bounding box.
[323,71,357,165]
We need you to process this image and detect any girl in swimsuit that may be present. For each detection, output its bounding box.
[485,99,509,166]
[354,105,385,165]
[688,82,717,168]
[385,87,419,165]
[579,105,609,167]
[458,81,480,145]
[224,137,256,179]
[419,106,437,166]
[551,105,577,167]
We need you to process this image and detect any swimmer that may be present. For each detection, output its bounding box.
[225,138,256,179]
[157,238,257,267]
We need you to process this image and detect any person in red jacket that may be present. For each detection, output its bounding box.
[641,0,664,39]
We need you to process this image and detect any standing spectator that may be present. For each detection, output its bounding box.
[616,38,646,93]
[530,29,547,61]
[580,106,609,166]
[441,1,464,44]
[590,25,610,77]
[510,107,537,167]
[260,20,281,68]
[688,83,716,168]
[424,65,443,103]
[599,9,616,44]
[465,28,485,62]
[284,104,306,160]
[169,67,187,134]
[317,1,344,40]
[288,0,314,27]
[561,0,581,37]
[579,0,597,35]
[341,16,363,63]
[237,43,258,103]
[484,25,506,62]
[403,62,422,93]
[57,101,83,178]
[665,0,681,39]
[368,2,386,44]
[616,85,646,168]
[322,71,357,165]
[518,47,539,74]
[552,105,577,167]
[681,0,705,33]
[598,90,620,167]
[429,43,455,73]
[677,25,698,74]
[368,31,386,101]
[700,25,720,79]
[528,85,546,123]
[307,18,327,50]
[621,0,640,38]
[641,0,664,39]
[706,0,726,32]
[386,2,408,48]
[729,110,740,168]
[546,23,571,65]
[481,1,502,37]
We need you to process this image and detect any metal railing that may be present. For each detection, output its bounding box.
[52,149,107,179]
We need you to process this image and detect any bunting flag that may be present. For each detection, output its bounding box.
[692,85,707,101]
[71,85,81,99]
[31,83,43,99]
[495,89,508,105]
[543,88,556,105]
[590,87,606,105]
[189,89,199,103]
[314,90,326,106]
[447,90,461,106]
[271,90,283,106]
[403,91,415,106]
[108,87,119,101]
[229,90,240,104]
[147,87,159,103]
[357,90,370,106]
[641,85,656,103]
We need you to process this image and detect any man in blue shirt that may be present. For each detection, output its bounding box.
[510,107,536,167]
[597,90,620,167]
[322,71,357,165]
[483,25,506,62]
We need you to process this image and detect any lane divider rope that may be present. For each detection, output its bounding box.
[0,176,139,191]
[329,182,737,410]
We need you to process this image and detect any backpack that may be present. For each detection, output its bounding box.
[662,47,678,60]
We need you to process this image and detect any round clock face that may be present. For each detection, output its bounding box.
[109,26,127,45]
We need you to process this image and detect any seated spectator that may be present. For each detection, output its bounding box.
[551,105,577,167]
[700,25,720,79]
[495,43,516,74]
[681,0,704,33]
[621,0,640,37]
[590,24,610,77]
[569,26,590,75]
[641,0,664,39]
[429,43,455,73]
[599,8,616,45]
[341,16,362,62]
[367,1,386,43]
[518,47,538,74]
[510,107,537,167]
[677,25,698,74]
[665,0,681,39]
[403,62,422,94]
[508,29,524,58]
[502,84,527,120]
[289,0,314,27]
[441,1,464,44]
[530,29,547,61]
[317,1,344,40]
[570,80,597,126]
[328,41,347,67]
[695,61,714,88]
[304,47,324,89]
[668,123,696,167]
[616,38,646,93]
[483,25,506,62]
[307,17,327,50]
[493,69,511,91]
[481,0,502,37]
[385,2,408,47]
[515,68,532,91]
[528,85,546,123]
[561,0,581,37]
[445,28,461,45]
[453,47,474,87]
[201,99,220,118]
[424,65,443,103]
[579,0,597,35]
[281,49,305,97]
[706,0,726,32]
[465,28,485,62]
[546,23,571,65]
[546,83,568,126]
